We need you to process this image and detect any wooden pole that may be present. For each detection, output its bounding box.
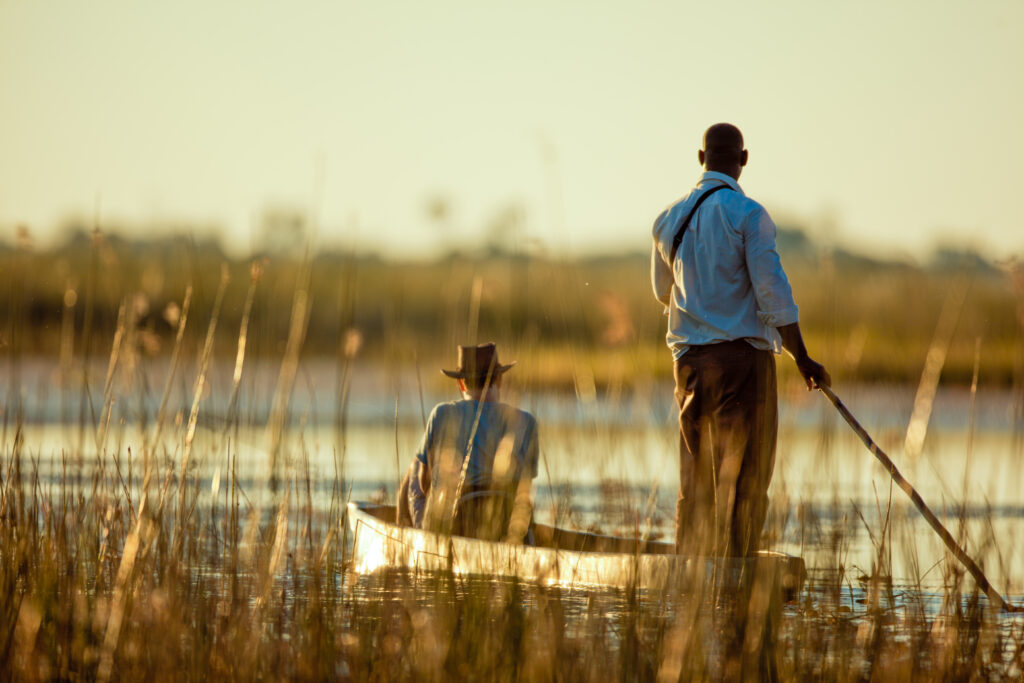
[818,384,1020,613]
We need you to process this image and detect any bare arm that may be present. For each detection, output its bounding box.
[777,322,831,390]
[504,417,539,545]
[503,476,533,545]
[407,461,427,527]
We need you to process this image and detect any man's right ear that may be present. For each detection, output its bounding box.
[740,149,748,167]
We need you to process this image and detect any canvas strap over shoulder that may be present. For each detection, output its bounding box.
[669,184,732,263]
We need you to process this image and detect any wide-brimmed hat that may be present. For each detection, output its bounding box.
[441,342,516,380]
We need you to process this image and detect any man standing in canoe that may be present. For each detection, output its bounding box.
[651,123,831,558]
[398,342,538,543]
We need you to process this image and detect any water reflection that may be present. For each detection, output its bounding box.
[342,567,1023,668]
[8,372,1024,602]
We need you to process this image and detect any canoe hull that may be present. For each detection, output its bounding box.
[347,502,805,597]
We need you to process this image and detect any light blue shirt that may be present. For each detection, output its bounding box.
[414,400,539,486]
[414,399,538,539]
[651,171,799,359]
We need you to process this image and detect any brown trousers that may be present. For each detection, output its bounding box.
[674,340,777,558]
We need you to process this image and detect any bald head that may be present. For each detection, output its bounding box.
[699,123,748,180]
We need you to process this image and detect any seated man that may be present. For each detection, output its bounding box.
[398,342,538,543]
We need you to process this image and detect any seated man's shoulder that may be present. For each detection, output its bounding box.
[507,404,538,429]
[428,400,463,422]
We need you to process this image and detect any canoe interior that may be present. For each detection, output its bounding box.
[353,503,789,559]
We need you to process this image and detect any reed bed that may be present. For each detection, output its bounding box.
[2,233,1023,680]
[3,430,1024,681]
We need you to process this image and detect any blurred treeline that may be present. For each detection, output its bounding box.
[1,226,1021,390]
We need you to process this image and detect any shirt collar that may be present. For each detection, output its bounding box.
[698,170,744,195]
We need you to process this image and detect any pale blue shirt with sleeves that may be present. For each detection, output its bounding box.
[413,399,538,541]
[651,171,799,359]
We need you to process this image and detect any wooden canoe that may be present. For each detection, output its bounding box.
[346,501,805,598]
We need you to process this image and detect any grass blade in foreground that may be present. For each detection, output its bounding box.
[819,384,1021,614]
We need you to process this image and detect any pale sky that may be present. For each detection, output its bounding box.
[2,0,1022,260]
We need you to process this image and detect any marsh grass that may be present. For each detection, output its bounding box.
[2,231,1020,388]
[2,236,1024,680]
[4,442,1023,681]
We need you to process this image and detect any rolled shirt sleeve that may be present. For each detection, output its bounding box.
[745,207,799,328]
